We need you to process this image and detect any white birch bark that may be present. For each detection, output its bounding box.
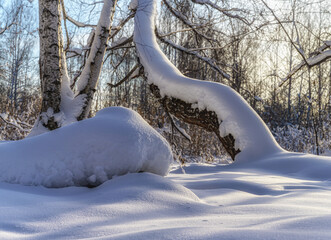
[75,0,117,120]
[36,0,63,131]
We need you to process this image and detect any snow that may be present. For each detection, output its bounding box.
[1,158,331,239]
[59,52,85,127]
[129,0,138,10]
[1,1,330,238]
[133,0,283,162]
[0,107,173,187]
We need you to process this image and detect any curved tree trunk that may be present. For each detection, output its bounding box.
[133,0,283,162]
[149,84,240,160]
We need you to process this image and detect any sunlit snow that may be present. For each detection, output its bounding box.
[1,163,331,239]
[0,107,173,187]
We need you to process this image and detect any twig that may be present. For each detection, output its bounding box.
[108,63,141,88]
[163,99,192,142]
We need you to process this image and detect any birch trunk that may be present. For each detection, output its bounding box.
[75,0,117,120]
[38,0,63,131]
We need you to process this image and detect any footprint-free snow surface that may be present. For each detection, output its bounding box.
[0,107,173,187]
[1,160,331,240]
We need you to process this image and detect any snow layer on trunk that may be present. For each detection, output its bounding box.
[0,107,173,187]
[132,0,283,162]
[76,0,114,93]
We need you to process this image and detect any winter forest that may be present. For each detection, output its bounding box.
[0,0,331,239]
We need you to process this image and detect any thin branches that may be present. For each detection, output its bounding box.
[155,29,231,80]
[108,63,141,88]
[0,114,32,132]
[163,0,215,42]
[163,98,192,142]
[261,0,308,66]
[191,0,252,25]
[280,42,331,86]
[0,4,23,35]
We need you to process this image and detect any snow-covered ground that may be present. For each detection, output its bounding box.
[1,161,331,240]
[1,1,330,238]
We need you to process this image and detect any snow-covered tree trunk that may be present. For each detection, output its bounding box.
[75,0,117,120]
[132,0,283,161]
[37,0,63,131]
[149,84,240,160]
[31,0,117,135]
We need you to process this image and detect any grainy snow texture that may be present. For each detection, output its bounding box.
[0,107,173,187]
[1,161,331,239]
[133,0,283,162]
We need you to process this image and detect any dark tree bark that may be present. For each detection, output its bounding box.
[149,83,240,160]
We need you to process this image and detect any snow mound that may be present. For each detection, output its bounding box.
[3,165,331,239]
[0,172,202,240]
[0,107,173,187]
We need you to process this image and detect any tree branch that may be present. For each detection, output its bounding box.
[280,41,331,86]
[191,0,252,25]
[163,0,215,42]
[156,29,231,81]
[107,63,141,88]
[261,0,308,66]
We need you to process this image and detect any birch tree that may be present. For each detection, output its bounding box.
[27,0,330,158]
[37,0,63,131]
[33,0,117,134]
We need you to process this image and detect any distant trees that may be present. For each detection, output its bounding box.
[0,0,38,139]
[0,0,330,158]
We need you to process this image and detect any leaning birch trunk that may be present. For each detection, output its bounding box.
[132,0,283,162]
[75,0,117,120]
[37,0,63,131]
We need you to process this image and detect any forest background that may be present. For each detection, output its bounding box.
[0,0,330,162]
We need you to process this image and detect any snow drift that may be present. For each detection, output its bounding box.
[132,0,284,162]
[0,107,173,187]
[2,164,331,240]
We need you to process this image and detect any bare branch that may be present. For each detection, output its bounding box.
[0,4,23,35]
[60,0,70,51]
[261,0,309,66]
[163,0,215,42]
[0,115,31,132]
[109,12,135,39]
[107,35,133,51]
[65,15,97,28]
[156,29,231,80]
[191,0,252,25]
[280,44,331,87]
[163,100,192,142]
[108,63,141,88]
